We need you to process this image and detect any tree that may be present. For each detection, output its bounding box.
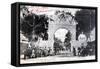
[20,7,50,41]
[75,9,95,39]
[64,31,71,51]
[64,31,71,43]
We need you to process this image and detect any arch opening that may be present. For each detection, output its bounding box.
[53,28,72,55]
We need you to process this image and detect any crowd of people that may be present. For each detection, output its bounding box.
[73,41,95,56]
[23,46,53,59]
[23,41,95,59]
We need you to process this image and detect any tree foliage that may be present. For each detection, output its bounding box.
[75,9,95,39]
[20,7,49,41]
[64,31,71,43]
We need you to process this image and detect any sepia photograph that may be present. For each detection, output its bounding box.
[19,4,97,64]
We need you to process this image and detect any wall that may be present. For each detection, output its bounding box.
[0,0,99,69]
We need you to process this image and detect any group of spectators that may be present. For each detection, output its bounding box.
[23,41,95,59]
[73,41,95,56]
[23,46,53,59]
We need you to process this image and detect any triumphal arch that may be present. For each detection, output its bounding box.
[47,12,78,53]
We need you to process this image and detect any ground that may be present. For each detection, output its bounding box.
[20,55,95,64]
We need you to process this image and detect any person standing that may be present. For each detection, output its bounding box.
[73,47,76,56]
